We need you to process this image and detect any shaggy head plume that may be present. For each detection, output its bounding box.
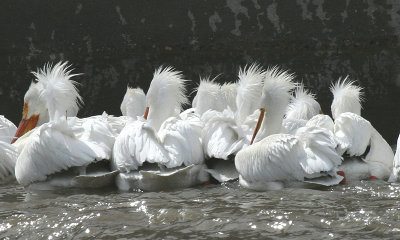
[220,82,237,111]
[330,76,363,120]
[146,66,188,130]
[257,66,296,138]
[286,84,321,120]
[31,61,82,121]
[192,76,221,114]
[236,63,266,124]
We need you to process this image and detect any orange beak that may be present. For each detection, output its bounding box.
[250,108,265,145]
[11,102,39,144]
[319,109,323,114]
[144,107,149,120]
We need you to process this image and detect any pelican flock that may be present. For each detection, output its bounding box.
[0,61,398,192]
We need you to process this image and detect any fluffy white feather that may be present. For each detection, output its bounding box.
[330,76,363,120]
[235,63,266,124]
[286,84,321,120]
[32,61,82,121]
[220,82,237,112]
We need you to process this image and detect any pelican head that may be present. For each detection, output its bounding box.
[285,84,321,120]
[12,61,82,143]
[192,76,220,115]
[120,86,146,118]
[235,63,265,124]
[219,82,237,112]
[145,66,188,130]
[252,67,296,141]
[330,76,363,120]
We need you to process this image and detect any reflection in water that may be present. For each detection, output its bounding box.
[1,181,400,239]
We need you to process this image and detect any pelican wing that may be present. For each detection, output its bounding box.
[0,141,17,182]
[235,134,308,183]
[294,126,342,175]
[282,118,307,135]
[179,108,204,139]
[306,114,334,132]
[158,117,204,167]
[112,119,171,172]
[334,112,372,156]
[202,109,246,159]
[0,115,17,143]
[15,119,114,186]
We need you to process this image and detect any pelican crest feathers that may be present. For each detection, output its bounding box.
[236,63,266,123]
[330,76,363,120]
[286,84,321,120]
[192,76,221,114]
[32,61,82,121]
[147,66,188,111]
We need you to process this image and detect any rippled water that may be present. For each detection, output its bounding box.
[1,181,400,239]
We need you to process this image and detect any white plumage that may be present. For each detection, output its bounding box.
[285,85,321,120]
[334,112,394,180]
[120,87,146,119]
[112,66,207,191]
[283,85,322,134]
[0,115,17,182]
[0,141,17,183]
[235,63,265,124]
[192,77,221,115]
[15,117,115,186]
[0,115,17,143]
[330,79,394,181]
[389,134,400,182]
[13,62,117,188]
[200,64,267,182]
[146,66,188,131]
[32,62,82,121]
[330,76,363,120]
[235,66,343,191]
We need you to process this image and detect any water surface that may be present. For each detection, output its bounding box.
[1,181,400,239]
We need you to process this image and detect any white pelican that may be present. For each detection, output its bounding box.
[12,62,118,189]
[235,67,343,191]
[112,67,208,191]
[389,134,400,182]
[201,63,265,182]
[330,78,394,181]
[0,115,18,183]
[282,85,322,134]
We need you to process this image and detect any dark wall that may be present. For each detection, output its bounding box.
[1,0,399,144]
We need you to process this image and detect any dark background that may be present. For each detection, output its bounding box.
[1,1,399,144]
